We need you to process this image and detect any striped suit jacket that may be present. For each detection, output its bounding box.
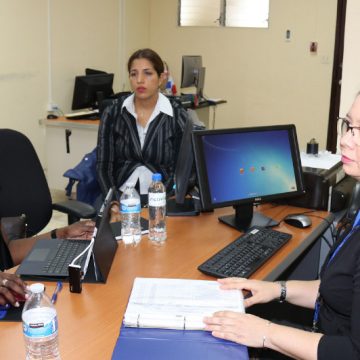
[96,94,192,198]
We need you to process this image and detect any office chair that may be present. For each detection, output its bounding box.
[99,91,132,117]
[0,129,96,237]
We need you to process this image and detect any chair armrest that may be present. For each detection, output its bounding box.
[53,200,96,224]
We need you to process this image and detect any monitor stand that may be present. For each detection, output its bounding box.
[218,204,279,232]
[167,198,200,216]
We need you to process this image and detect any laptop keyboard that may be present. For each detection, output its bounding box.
[42,240,90,275]
[198,226,291,278]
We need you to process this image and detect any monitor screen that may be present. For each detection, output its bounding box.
[181,55,202,88]
[192,125,305,231]
[71,73,114,111]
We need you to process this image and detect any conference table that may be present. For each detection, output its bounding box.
[0,204,332,359]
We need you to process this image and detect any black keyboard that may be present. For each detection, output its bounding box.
[43,240,89,275]
[65,114,99,120]
[198,226,291,278]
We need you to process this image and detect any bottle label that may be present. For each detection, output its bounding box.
[120,199,141,214]
[23,308,58,338]
[148,192,166,207]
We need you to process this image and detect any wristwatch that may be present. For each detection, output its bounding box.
[50,228,57,239]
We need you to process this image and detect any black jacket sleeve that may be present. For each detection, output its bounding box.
[317,229,360,359]
[0,228,13,271]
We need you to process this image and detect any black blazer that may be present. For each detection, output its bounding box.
[317,227,360,359]
[96,94,192,199]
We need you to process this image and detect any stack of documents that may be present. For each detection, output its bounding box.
[123,277,244,330]
[112,277,248,360]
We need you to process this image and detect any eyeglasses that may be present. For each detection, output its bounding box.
[338,117,360,138]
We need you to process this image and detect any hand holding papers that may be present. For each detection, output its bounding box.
[123,277,245,330]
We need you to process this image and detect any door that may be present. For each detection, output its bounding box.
[326,0,347,153]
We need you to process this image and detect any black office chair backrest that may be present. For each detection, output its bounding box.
[0,129,52,236]
[99,91,132,117]
[346,181,360,221]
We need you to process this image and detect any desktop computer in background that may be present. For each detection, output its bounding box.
[65,69,114,120]
[180,55,207,103]
[285,154,355,212]
[192,124,305,231]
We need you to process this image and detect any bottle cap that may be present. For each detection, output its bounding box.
[152,173,162,181]
[29,283,45,293]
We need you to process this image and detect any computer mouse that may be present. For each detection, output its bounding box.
[283,214,312,229]
[47,114,58,119]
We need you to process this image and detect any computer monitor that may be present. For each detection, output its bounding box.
[181,55,202,88]
[192,125,305,231]
[167,118,199,216]
[71,73,114,111]
[196,67,206,99]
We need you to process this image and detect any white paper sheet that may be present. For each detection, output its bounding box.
[301,151,341,170]
[124,277,244,330]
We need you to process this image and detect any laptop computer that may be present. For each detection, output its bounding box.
[17,188,117,283]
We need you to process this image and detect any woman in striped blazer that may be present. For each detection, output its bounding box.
[96,48,192,204]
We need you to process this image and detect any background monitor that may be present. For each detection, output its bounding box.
[192,125,305,231]
[181,55,202,88]
[196,67,206,99]
[71,73,114,111]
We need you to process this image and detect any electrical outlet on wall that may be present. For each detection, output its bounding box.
[285,29,291,42]
[47,103,59,112]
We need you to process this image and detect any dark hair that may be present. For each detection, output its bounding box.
[127,48,164,77]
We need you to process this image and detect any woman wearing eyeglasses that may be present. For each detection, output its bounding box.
[203,92,360,360]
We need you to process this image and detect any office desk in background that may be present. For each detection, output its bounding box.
[42,117,99,192]
[43,99,226,192]
[0,204,332,359]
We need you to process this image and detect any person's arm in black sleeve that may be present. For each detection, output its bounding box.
[0,228,13,271]
[317,254,360,360]
[318,336,357,360]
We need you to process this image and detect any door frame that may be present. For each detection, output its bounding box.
[326,0,347,152]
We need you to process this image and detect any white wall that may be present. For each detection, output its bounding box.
[340,0,360,115]
[0,0,120,166]
[0,0,48,162]
[149,0,337,151]
[50,0,120,113]
[0,0,350,174]
[120,0,151,90]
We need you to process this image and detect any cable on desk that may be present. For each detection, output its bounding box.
[320,234,334,249]
[211,104,217,129]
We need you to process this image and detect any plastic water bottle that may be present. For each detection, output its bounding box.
[22,283,60,360]
[164,80,173,95]
[120,183,141,244]
[148,173,167,242]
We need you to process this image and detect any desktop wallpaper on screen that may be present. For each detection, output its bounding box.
[202,130,297,204]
